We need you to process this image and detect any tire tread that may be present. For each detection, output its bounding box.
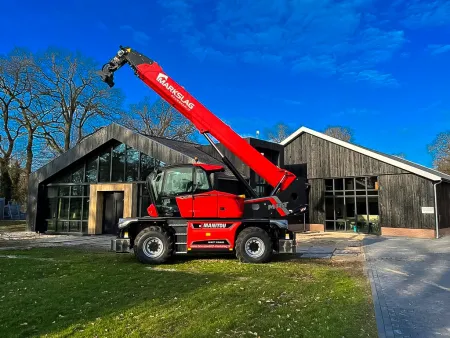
[235,226,273,263]
[134,225,174,264]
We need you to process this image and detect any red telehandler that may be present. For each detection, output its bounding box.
[98,46,308,264]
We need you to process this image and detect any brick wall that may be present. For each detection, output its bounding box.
[287,223,325,232]
[381,227,436,239]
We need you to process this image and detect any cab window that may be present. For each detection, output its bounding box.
[194,167,211,192]
[162,167,194,196]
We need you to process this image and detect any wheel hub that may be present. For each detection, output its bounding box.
[245,237,265,258]
[143,237,164,258]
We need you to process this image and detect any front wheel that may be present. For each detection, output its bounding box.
[134,226,173,264]
[235,227,273,263]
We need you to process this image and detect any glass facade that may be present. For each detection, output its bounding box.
[250,147,280,197]
[324,176,380,234]
[44,141,166,233]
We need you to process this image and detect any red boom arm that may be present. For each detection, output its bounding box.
[99,47,296,191]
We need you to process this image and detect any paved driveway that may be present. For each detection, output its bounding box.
[364,236,450,338]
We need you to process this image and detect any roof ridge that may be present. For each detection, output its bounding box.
[142,133,201,145]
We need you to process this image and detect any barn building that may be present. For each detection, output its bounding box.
[27,123,450,239]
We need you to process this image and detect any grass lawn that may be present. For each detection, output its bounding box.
[0,220,27,233]
[0,248,377,338]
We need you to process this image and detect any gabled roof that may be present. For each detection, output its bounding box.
[281,126,450,182]
[30,123,239,185]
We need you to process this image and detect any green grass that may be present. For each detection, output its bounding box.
[0,220,27,232]
[0,248,377,338]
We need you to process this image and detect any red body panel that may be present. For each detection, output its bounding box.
[187,220,242,250]
[193,163,224,173]
[147,203,158,217]
[134,63,295,191]
[176,191,244,218]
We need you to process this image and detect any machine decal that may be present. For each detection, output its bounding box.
[191,222,233,229]
[156,73,195,110]
[190,240,230,249]
[245,196,289,216]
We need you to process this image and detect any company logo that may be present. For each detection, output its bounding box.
[268,202,288,210]
[203,223,227,228]
[192,222,231,229]
[156,73,168,82]
[156,73,195,110]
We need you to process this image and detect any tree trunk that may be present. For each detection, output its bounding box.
[64,123,72,152]
[25,128,34,179]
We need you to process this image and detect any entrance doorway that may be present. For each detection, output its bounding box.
[102,191,124,234]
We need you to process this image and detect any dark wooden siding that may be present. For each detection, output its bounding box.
[437,182,450,229]
[199,138,283,180]
[284,133,408,179]
[379,174,436,229]
[199,143,250,177]
[308,179,325,224]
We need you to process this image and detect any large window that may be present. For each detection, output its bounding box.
[324,176,379,234]
[45,185,90,233]
[44,141,166,233]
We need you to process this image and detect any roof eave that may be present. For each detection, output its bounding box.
[280,126,447,182]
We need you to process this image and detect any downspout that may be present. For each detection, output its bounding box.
[433,179,442,239]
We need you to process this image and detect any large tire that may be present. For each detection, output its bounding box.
[235,227,273,263]
[134,226,173,264]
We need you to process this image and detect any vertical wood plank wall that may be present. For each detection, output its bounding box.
[437,182,450,229]
[284,133,437,229]
[378,174,435,229]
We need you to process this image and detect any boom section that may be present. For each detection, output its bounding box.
[98,47,296,191]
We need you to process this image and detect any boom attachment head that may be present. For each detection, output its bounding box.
[97,46,155,87]
[97,47,130,87]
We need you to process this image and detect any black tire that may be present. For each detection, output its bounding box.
[235,227,273,263]
[134,226,174,264]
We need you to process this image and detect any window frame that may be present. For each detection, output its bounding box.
[323,176,379,232]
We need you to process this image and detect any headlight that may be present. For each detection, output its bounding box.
[118,218,139,229]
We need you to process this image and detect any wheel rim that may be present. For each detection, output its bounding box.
[244,237,265,258]
[142,237,164,258]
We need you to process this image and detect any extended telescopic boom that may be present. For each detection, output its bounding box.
[98,46,297,192]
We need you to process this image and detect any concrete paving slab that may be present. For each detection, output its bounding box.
[300,253,332,259]
[364,236,450,338]
[334,249,360,255]
[309,246,335,254]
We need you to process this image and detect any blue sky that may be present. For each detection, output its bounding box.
[2,0,450,167]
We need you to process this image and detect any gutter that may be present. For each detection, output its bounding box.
[433,179,442,239]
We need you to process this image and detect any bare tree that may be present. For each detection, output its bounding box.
[265,122,292,143]
[0,48,57,185]
[36,47,124,154]
[0,48,29,168]
[428,131,450,174]
[323,126,354,142]
[120,97,197,141]
[0,48,31,199]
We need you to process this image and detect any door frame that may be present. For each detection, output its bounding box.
[88,183,138,235]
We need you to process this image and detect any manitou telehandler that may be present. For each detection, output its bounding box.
[98,46,308,264]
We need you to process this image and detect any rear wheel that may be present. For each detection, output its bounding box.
[235,227,273,263]
[134,226,173,264]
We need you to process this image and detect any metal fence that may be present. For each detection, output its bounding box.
[0,198,26,220]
